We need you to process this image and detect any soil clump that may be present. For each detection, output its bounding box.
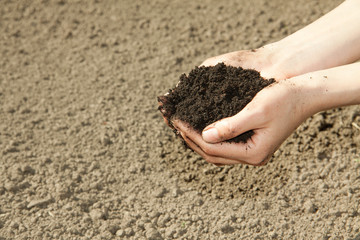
[158,63,275,143]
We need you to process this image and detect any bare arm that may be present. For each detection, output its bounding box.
[268,0,360,78]
[200,0,360,80]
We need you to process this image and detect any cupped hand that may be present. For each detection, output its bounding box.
[172,78,315,166]
[159,46,289,129]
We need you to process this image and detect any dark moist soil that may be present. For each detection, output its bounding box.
[158,63,275,143]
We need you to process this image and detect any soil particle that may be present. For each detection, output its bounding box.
[115,229,125,237]
[159,63,275,143]
[89,209,108,220]
[303,200,318,214]
[153,187,168,198]
[145,227,163,240]
[220,224,235,234]
[27,197,53,209]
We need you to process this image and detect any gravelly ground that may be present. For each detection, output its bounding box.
[1,0,359,239]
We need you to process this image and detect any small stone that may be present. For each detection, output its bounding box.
[300,173,311,182]
[145,228,163,240]
[89,209,108,220]
[220,224,234,234]
[27,197,53,209]
[116,229,125,237]
[191,215,199,222]
[107,222,120,235]
[100,132,112,146]
[269,231,278,239]
[171,187,183,198]
[165,226,176,238]
[122,211,136,227]
[154,187,167,198]
[15,202,27,209]
[82,214,92,223]
[304,200,318,214]
[89,181,103,190]
[248,218,260,229]
[10,221,19,229]
[158,214,171,227]
[320,183,329,191]
[128,165,137,174]
[89,162,100,171]
[21,165,35,175]
[124,227,135,237]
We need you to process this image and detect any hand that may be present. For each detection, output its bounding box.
[172,78,315,166]
[199,47,289,80]
[158,46,289,129]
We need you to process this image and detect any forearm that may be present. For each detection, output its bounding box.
[267,0,360,78]
[297,62,360,116]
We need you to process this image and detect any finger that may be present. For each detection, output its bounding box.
[202,106,264,143]
[179,131,245,165]
[174,120,258,163]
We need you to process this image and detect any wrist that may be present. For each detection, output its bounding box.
[256,42,292,80]
[289,75,327,118]
[261,39,314,80]
[290,63,360,115]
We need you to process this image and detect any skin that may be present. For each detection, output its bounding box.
[174,63,360,165]
[162,0,360,166]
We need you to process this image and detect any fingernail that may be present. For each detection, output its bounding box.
[202,127,219,142]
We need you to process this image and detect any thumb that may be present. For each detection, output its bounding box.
[202,108,261,143]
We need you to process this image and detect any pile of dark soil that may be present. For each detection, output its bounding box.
[158,63,275,143]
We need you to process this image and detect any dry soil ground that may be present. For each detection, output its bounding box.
[1,0,360,239]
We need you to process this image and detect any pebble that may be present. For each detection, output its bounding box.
[165,227,176,238]
[171,187,183,198]
[145,228,163,240]
[124,227,135,237]
[116,229,125,237]
[122,212,136,228]
[304,200,318,214]
[220,224,234,234]
[89,209,108,220]
[128,164,137,174]
[157,214,171,227]
[269,231,278,239]
[10,221,19,229]
[154,187,167,198]
[27,197,53,209]
[15,202,27,209]
[21,165,35,174]
[4,181,18,192]
[100,132,112,145]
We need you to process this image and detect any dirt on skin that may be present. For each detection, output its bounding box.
[0,0,359,239]
[158,63,275,143]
